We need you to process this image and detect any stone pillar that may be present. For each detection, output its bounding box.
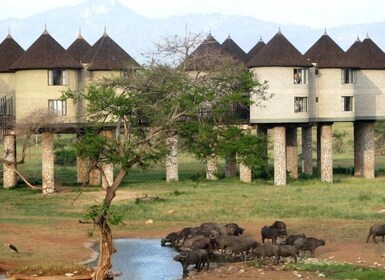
[42,132,55,194]
[77,156,90,184]
[3,134,17,188]
[166,135,179,182]
[354,121,375,179]
[302,126,313,175]
[206,155,218,180]
[89,168,101,186]
[225,152,237,178]
[354,122,363,177]
[239,162,252,183]
[101,130,114,189]
[320,124,333,183]
[286,127,298,179]
[273,126,286,186]
[317,126,321,173]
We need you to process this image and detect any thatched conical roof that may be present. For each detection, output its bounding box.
[81,31,140,71]
[246,36,265,64]
[67,31,91,62]
[0,33,25,72]
[247,31,312,68]
[345,36,361,56]
[304,32,350,68]
[347,36,385,69]
[221,35,247,63]
[11,29,82,70]
[184,33,228,71]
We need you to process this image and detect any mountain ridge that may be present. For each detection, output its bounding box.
[1,0,385,64]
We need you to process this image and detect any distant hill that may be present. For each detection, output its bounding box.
[1,0,385,64]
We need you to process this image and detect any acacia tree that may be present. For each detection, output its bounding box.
[64,32,270,280]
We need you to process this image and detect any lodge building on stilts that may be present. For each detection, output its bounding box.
[1,27,384,191]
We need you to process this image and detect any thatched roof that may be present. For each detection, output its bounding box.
[304,32,350,68]
[11,30,83,70]
[246,36,265,64]
[0,33,25,72]
[347,36,385,69]
[345,36,361,56]
[247,31,312,68]
[184,34,229,71]
[81,32,140,71]
[221,35,247,63]
[67,31,91,62]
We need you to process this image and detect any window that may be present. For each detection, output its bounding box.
[48,100,67,116]
[48,69,67,86]
[341,96,353,112]
[341,68,354,84]
[293,68,307,84]
[294,97,308,113]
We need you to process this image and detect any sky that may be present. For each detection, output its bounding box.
[0,0,385,28]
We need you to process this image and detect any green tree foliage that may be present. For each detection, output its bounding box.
[63,32,271,279]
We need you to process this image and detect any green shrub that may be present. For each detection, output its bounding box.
[54,149,77,166]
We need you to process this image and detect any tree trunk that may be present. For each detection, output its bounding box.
[93,216,116,280]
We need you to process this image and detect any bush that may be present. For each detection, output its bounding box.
[54,149,77,166]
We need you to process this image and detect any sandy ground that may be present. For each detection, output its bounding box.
[1,189,385,279]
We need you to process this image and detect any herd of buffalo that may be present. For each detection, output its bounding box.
[161,221,385,278]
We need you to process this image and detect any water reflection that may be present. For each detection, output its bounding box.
[111,238,181,280]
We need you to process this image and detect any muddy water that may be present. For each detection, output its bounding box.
[109,238,182,280]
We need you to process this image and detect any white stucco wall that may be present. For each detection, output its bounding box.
[315,68,355,122]
[249,67,311,123]
[14,69,80,123]
[355,69,385,120]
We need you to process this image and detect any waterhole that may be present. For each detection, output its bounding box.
[99,238,182,280]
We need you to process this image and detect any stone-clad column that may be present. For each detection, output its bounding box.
[273,126,286,186]
[166,135,179,182]
[320,124,333,183]
[354,121,375,179]
[302,126,313,175]
[42,132,55,194]
[89,167,101,186]
[101,130,114,189]
[286,127,298,179]
[77,156,90,184]
[206,155,218,180]
[354,122,363,177]
[239,162,252,183]
[225,152,237,178]
[3,134,17,188]
[317,126,321,174]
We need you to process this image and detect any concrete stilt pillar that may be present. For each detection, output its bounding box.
[3,134,17,188]
[317,126,321,173]
[354,122,363,177]
[239,162,252,183]
[42,132,55,194]
[101,131,114,189]
[206,155,218,180]
[286,127,298,179]
[77,156,90,184]
[166,135,179,182]
[320,124,333,183]
[89,168,101,186]
[354,121,375,179]
[273,126,286,186]
[302,126,313,175]
[225,152,237,178]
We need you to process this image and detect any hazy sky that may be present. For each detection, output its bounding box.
[1,0,384,28]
